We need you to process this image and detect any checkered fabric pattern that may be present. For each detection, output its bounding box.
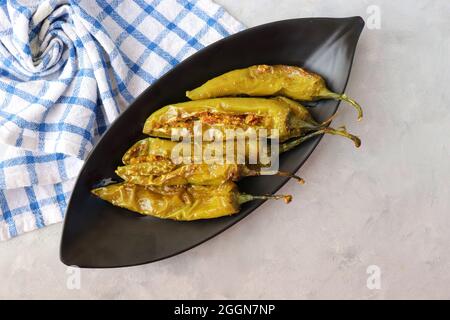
[0,0,244,240]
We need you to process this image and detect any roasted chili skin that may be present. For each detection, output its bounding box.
[91,182,240,220]
[116,163,242,186]
[186,64,363,120]
[122,138,179,165]
[91,181,290,220]
[186,65,324,100]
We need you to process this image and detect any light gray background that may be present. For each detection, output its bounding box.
[1,0,450,299]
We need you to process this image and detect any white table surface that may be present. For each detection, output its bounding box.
[2,0,450,299]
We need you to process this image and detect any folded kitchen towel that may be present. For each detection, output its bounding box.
[0,0,244,240]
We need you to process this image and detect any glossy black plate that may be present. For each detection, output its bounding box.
[60,17,364,268]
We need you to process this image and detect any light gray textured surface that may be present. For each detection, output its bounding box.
[1,0,450,299]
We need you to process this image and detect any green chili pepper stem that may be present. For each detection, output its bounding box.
[238,193,293,205]
[279,131,326,153]
[290,112,340,136]
[274,171,305,184]
[323,126,361,148]
[289,117,322,131]
[317,90,363,121]
[242,167,305,184]
[280,126,361,152]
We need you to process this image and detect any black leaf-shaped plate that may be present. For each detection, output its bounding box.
[60,17,364,268]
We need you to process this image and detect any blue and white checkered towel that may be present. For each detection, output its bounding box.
[0,0,243,240]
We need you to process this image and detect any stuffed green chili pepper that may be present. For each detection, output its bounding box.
[91,181,291,220]
[124,126,359,170]
[143,96,360,144]
[119,137,307,186]
[186,64,363,121]
[119,127,359,188]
